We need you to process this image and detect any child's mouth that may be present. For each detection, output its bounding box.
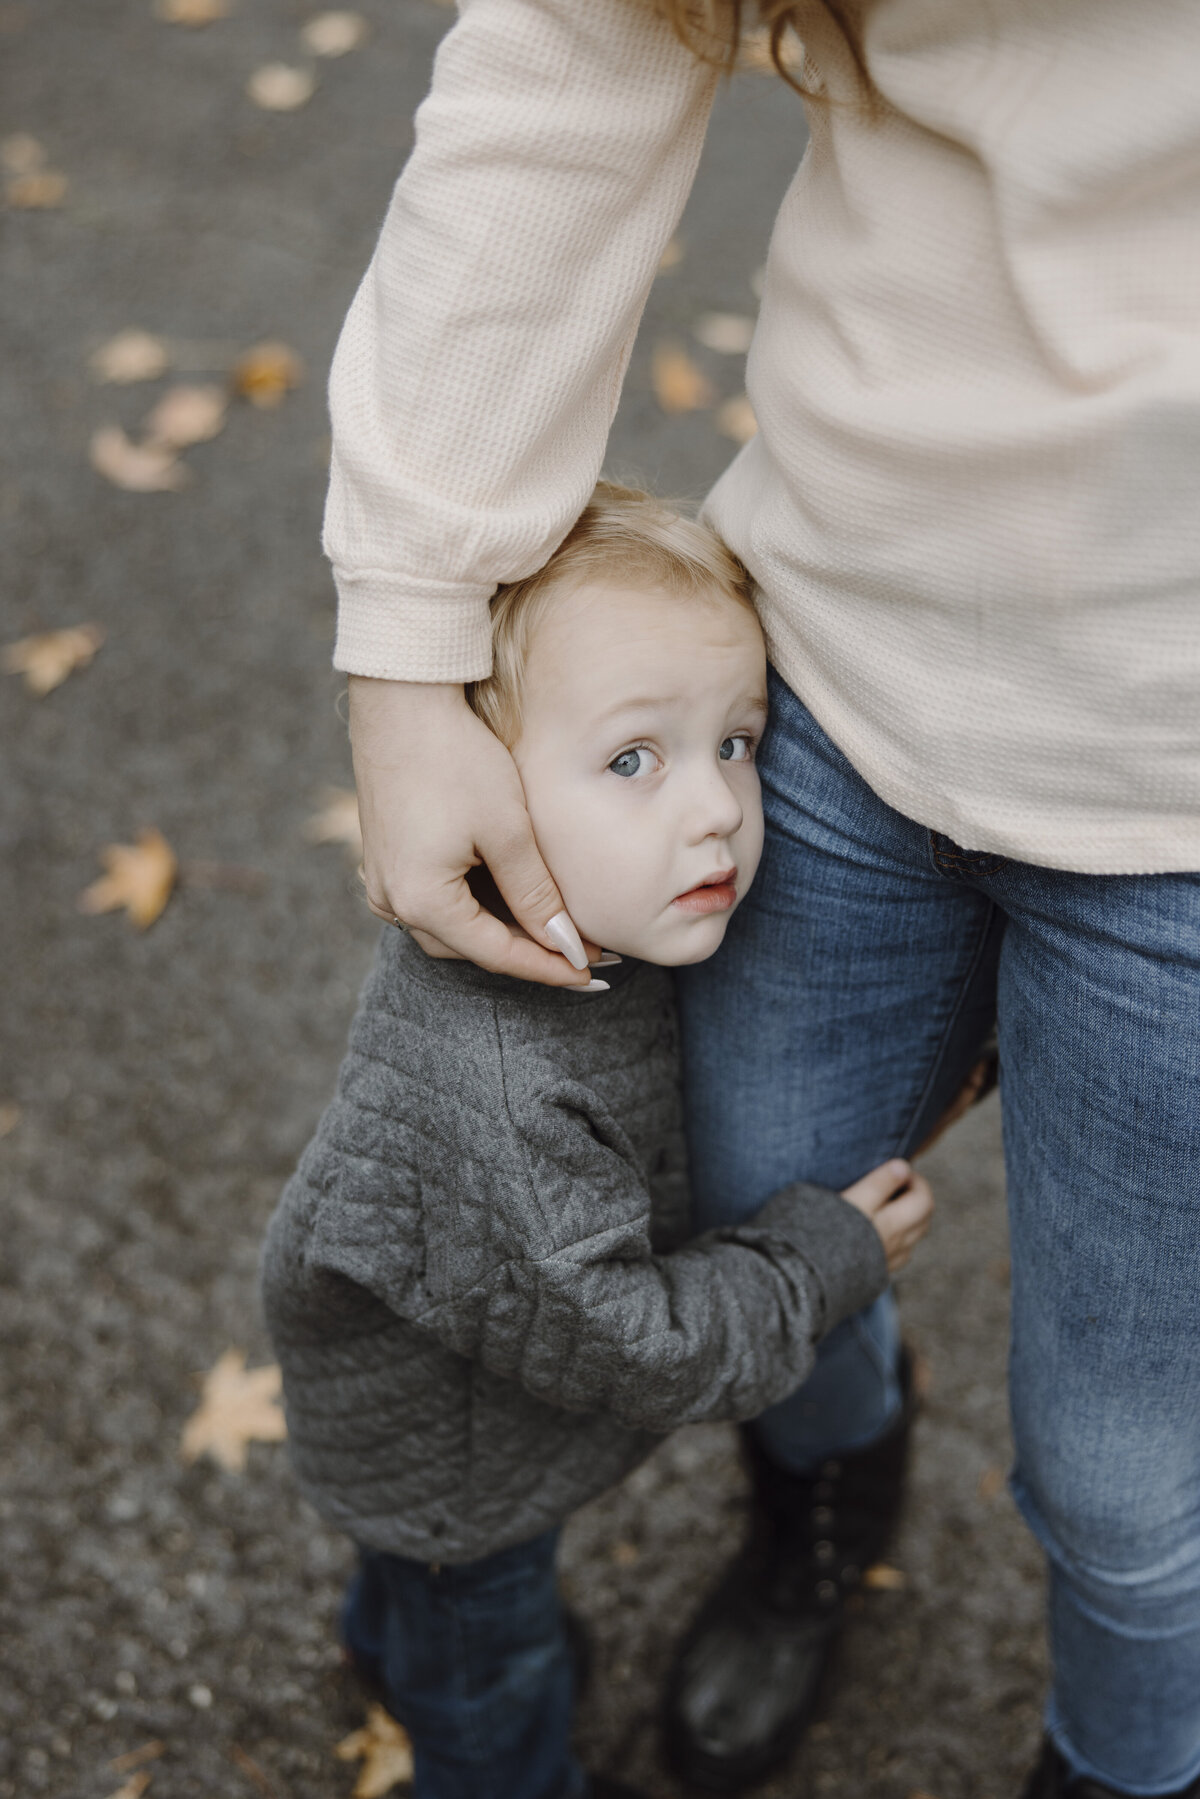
[672,876,738,914]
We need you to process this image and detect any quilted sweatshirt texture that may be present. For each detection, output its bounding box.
[259,929,887,1562]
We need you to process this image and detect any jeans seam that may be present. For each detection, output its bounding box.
[894,898,1001,1158]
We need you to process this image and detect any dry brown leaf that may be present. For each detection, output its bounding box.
[143,383,228,449]
[301,9,367,56]
[155,0,231,21]
[108,1742,165,1775]
[89,426,187,493]
[180,1348,287,1472]
[91,329,170,384]
[304,786,362,856]
[0,131,45,175]
[862,1562,907,1591]
[107,1772,153,1799]
[0,1102,20,1139]
[651,342,714,415]
[978,1465,1006,1502]
[79,828,179,930]
[229,1745,278,1799]
[907,1791,941,1799]
[233,341,304,408]
[715,394,758,444]
[6,169,67,208]
[3,623,104,696]
[694,312,756,356]
[657,236,684,274]
[247,63,316,111]
[336,1704,414,1799]
[610,1540,639,1568]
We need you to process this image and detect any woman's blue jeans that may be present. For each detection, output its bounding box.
[675,669,1200,1795]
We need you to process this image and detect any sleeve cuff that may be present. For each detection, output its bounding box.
[755,1182,890,1336]
[332,568,496,683]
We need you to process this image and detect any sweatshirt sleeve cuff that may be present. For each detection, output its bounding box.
[332,568,496,682]
[756,1183,890,1336]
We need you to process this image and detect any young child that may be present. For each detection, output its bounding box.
[260,483,933,1799]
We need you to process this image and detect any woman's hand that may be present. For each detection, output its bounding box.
[348,675,602,985]
[841,1159,934,1275]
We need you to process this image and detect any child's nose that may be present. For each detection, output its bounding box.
[686,764,744,842]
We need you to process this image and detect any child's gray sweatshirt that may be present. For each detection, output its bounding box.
[259,928,887,1564]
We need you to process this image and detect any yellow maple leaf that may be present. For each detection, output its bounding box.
[246,64,316,112]
[715,394,758,444]
[3,623,104,696]
[6,170,68,208]
[657,235,684,274]
[336,1705,414,1799]
[651,342,714,415]
[301,10,368,56]
[78,828,179,930]
[0,1102,20,1139]
[90,329,170,384]
[143,383,228,449]
[862,1562,907,1591]
[154,0,231,22]
[304,786,362,857]
[693,312,755,355]
[181,1349,287,1473]
[90,425,187,493]
[0,133,46,176]
[233,341,304,407]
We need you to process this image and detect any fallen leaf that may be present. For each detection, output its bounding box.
[336,1704,414,1799]
[651,342,714,414]
[143,383,228,449]
[79,828,179,929]
[862,1562,907,1591]
[693,312,756,355]
[180,1348,287,1472]
[155,0,231,21]
[108,1743,165,1775]
[907,1791,940,1799]
[230,1745,277,1799]
[5,169,67,208]
[89,426,187,493]
[715,394,757,444]
[911,1348,933,1398]
[989,1256,1012,1287]
[657,235,684,274]
[978,1465,1006,1502]
[301,9,367,55]
[90,329,170,384]
[0,131,44,174]
[610,1540,639,1568]
[0,1102,20,1139]
[304,786,362,857]
[3,623,104,696]
[107,1773,153,1799]
[233,340,304,408]
[247,63,316,111]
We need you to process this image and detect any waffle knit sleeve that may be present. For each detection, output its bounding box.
[324,0,718,681]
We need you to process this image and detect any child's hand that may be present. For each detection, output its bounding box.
[841,1159,934,1275]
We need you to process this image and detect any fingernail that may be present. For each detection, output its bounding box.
[546,910,589,971]
[592,952,623,966]
[572,979,610,993]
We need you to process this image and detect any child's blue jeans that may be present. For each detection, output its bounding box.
[675,669,1200,1795]
[342,1530,584,1799]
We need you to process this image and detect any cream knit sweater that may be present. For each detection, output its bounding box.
[324,0,1200,874]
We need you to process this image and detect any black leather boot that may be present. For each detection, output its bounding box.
[1021,1738,1200,1799]
[662,1354,916,1792]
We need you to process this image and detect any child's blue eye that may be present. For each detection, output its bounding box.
[719,736,753,762]
[609,747,655,779]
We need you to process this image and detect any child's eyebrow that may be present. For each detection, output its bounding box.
[592,689,768,729]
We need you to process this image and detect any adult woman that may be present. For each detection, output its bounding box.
[332,2,1200,1792]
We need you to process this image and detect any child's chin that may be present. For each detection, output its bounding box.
[649,915,733,968]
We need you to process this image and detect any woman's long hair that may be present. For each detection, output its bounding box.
[658,0,872,101]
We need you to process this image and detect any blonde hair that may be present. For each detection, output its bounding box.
[659,0,875,106]
[466,480,756,748]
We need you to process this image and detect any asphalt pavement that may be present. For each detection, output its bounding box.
[0,3,1045,1794]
